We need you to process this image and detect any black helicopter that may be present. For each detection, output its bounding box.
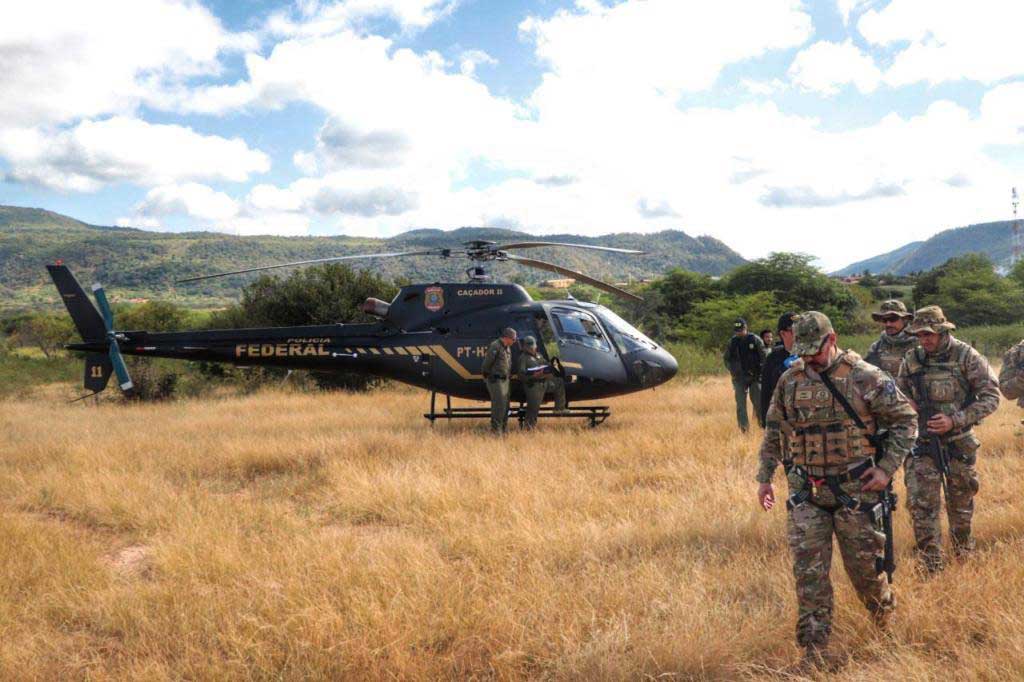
[47,239,678,422]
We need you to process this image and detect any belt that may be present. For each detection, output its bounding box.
[798,459,874,480]
[786,458,876,511]
[489,374,508,381]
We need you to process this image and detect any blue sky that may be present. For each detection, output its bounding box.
[1,0,1022,270]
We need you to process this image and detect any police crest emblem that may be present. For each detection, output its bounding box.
[424,286,445,312]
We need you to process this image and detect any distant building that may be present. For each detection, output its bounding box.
[540,278,575,288]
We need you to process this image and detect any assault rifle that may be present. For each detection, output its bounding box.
[912,373,951,504]
[819,370,897,583]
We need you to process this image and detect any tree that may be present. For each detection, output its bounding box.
[14,313,74,358]
[674,291,787,350]
[724,253,858,327]
[118,300,197,332]
[914,254,1024,326]
[210,264,399,391]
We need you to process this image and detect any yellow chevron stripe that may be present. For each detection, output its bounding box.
[430,345,482,380]
[561,361,583,369]
[418,346,434,355]
[382,347,394,355]
[356,348,367,354]
[369,348,381,355]
[394,347,408,355]
[344,348,353,354]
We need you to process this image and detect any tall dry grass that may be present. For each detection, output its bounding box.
[2,377,1024,680]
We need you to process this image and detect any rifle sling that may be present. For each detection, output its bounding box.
[819,367,873,438]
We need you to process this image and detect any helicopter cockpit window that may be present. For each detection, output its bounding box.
[550,308,611,352]
[594,306,659,354]
[535,313,558,359]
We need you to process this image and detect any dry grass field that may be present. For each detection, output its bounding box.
[3,376,1024,680]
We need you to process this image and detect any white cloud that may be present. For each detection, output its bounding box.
[0,117,270,192]
[979,82,1024,142]
[459,49,498,77]
[859,0,1024,85]
[520,0,812,98]
[0,0,253,127]
[121,183,310,236]
[135,183,240,222]
[740,78,787,96]
[788,40,882,95]
[264,0,458,37]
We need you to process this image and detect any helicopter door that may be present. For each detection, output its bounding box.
[547,307,627,385]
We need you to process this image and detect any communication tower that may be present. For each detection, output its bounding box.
[1014,187,1022,266]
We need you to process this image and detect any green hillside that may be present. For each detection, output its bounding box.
[0,205,746,311]
[835,220,1015,275]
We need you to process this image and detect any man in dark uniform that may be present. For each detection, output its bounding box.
[481,327,516,433]
[517,335,567,428]
[758,311,798,428]
[724,317,766,432]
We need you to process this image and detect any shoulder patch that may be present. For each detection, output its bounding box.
[883,379,897,397]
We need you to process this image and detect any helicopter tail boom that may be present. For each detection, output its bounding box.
[46,264,106,342]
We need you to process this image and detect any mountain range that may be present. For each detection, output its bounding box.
[0,205,746,310]
[834,220,1016,275]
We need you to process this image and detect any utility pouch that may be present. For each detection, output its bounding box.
[824,423,848,459]
[949,432,980,465]
[785,430,806,460]
[927,377,956,402]
[803,426,825,462]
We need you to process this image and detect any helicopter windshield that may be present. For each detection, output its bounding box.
[594,307,659,354]
[549,308,611,352]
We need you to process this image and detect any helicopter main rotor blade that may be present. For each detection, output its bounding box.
[503,254,644,302]
[496,241,644,255]
[176,250,446,284]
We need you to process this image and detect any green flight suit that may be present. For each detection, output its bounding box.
[481,338,512,432]
[517,350,567,428]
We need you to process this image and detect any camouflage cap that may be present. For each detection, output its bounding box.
[792,311,835,356]
[523,335,537,348]
[871,299,913,321]
[907,305,956,334]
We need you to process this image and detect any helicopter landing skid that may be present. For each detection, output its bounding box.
[424,391,610,428]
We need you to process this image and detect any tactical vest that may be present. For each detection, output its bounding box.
[865,333,917,377]
[781,358,877,471]
[903,342,973,433]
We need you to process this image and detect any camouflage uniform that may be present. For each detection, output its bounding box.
[517,337,567,429]
[481,331,515,433]
[897,306,999,571]
[865,300,918,377]
[998,339,1024,405]
[757,312,917,653]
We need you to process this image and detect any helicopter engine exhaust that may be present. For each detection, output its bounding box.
[361,297,391,318]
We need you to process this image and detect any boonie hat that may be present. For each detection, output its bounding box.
[871,299,913,321]
[907,305,956,334]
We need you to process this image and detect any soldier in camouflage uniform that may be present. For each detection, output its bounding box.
[865,300,918,377]
[756,312,917,665]
[481,327,516,433]
[517,336,568,429]
[997,338,1024,405]
[897,306,1000,571]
